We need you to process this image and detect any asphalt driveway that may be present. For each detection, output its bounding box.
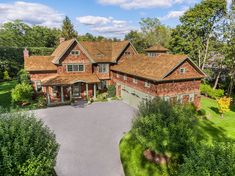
[34,101,135,176]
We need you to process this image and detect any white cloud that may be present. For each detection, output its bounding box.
[98,0,195,9]
[160,9,187,20]
[0,1,64,28]
[76,15,134,35]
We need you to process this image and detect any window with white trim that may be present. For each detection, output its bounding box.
[180,68,186,74]
[98,64,109,73]
[144,81,151,88]
[35,81,42,92]
[133,78,137,84]
[116,73,120,78]
[177,95,183,104]
[148,52,157,57]
[124,51,131,56]
[123,74,127,80]
[189,94,195,102]
[67,64,84,72]
[164,96,170,102]
[70,50,80,56]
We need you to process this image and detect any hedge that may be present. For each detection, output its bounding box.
[200,84,224,99]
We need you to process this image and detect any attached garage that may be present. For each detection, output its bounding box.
[120,84,154,108]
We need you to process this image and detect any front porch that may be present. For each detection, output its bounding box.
[43,82,97,106]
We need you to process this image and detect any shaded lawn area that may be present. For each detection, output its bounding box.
[120,97,235,176]
[0,80,17,109]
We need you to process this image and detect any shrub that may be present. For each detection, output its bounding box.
[3,70,10,81]
[197,109,206,116]
[0,110,59,175]
[11,83,33,104]
[17,69,30,83]
[177,142,235,176]
[36,95,47,108]
[217,97,232,118]
[132,98,200,164]
[200,84,224,99]
[107,85,116,98]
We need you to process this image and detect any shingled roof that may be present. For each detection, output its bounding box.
[41,74,100,86]
[24,56,57,71]
[111,54,205,81]
[80,40,130,63]
[145,45,169,52]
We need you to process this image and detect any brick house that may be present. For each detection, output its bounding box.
[24,38,206,108]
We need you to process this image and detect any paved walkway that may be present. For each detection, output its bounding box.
[35,101,135,176]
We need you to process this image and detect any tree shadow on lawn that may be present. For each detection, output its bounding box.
[198,120,233,142]
[0,91,12,109]
[209,106,220,115]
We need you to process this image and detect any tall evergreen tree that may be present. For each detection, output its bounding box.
[61,16,78,40]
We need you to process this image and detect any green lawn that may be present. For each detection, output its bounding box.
[0,80,17,109]
[120,97,235,176]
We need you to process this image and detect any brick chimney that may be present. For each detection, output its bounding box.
[60,37,65,43]
[23,48,29,59]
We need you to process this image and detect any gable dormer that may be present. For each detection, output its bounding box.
[145,45,168,57]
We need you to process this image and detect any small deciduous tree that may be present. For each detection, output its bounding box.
[217,96,232,118]
[3,70,10,81]
[11,82,33,104]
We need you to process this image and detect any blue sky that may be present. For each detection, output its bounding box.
[0,0,204,38]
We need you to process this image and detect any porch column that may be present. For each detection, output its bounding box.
[86,83,89,99]
[61,86,64,103]
[46,86,50,105]
[93,83,97,99]
[70,86,72,101]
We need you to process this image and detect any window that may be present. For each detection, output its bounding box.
[70,50,80,56]
[98,64,109,73]
[123,75,127,81]
[144,81,151,88]
[180,68,186,74]
[52,86,59,96]
[97,53,104,57]
[164,96,170,102]
[148,52,157,57]
[98,80,107,90]
[133,78,137,84]
[177,95,183,104]
[67,64,84,72]
[189,94,194,102]
[124,51,131,56]
[35,81,42,92]
[116,73,120,78]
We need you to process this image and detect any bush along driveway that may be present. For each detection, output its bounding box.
[35,101,135,176]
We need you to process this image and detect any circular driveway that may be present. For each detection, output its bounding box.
[35,101,135,176]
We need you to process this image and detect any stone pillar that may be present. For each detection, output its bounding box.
[61,86,64,103]
[46,86,50,105]
[86,83,89,99]
[93,84,97,99]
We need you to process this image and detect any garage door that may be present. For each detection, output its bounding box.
[121,85,153,109]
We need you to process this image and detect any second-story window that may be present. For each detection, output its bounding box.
[124,51,131,56]
[144,81,151,88]
[123,75,127,80]
[67,64,84,72]
[133,77,138,84]
[70,50,80,56]
[98,64,109,73]
[180,68,186,74]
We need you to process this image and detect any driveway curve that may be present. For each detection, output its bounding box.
[34,101,135,176]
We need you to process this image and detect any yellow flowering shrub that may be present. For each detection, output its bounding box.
[217,97,232,117]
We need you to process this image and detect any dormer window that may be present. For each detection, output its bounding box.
[97,53,104,57]
[148,52,157,57]
[71,50,80,56]
[180,68,186,74]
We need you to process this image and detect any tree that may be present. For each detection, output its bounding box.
[217,96,232,118]
[17,69,30,83]
[125,18,172,53]
[132,98,200,167]
[61,16,78,40]
[11,83,33,104]
[177,142,235,176]
[169,0,227,70]
[3,70,10,81]
[0,110,59,175]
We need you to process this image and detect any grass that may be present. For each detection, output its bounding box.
[0,80,17,109]
[0,80,40,111]
[120,96,235,176]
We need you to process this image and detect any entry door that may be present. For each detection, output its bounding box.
[73,83,81,97]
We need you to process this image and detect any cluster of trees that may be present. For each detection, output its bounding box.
[133,98,235,175]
